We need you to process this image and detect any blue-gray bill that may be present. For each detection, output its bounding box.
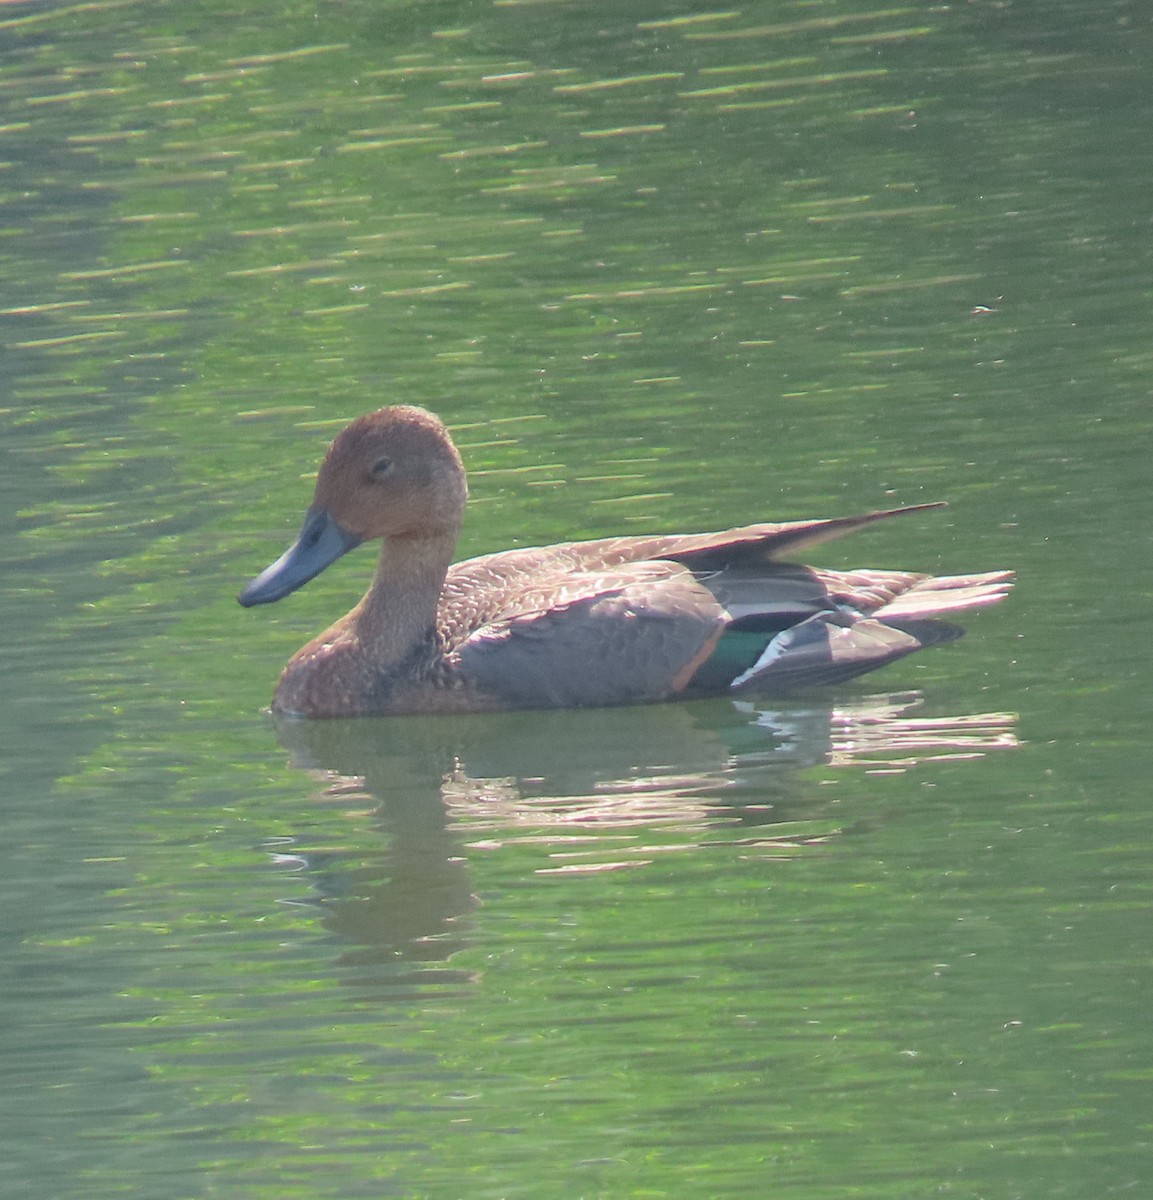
[238,504,361,607]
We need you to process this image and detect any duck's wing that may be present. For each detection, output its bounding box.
[439,504,945,642]
[453,559,729,710]
[451,557,1013,709]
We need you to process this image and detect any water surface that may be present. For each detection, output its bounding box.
[2,2,1151,1197]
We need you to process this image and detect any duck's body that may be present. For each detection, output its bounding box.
[239,406,1011,719]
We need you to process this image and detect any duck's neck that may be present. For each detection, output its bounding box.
[351,528,457,667]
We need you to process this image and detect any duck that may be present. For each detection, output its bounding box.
[238,405,1012,718]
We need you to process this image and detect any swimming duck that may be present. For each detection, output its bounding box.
[239,406,1011,718]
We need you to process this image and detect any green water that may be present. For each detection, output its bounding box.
[2,2,1150,1197]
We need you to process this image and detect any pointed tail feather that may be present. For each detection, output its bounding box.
[872,570,1013,620]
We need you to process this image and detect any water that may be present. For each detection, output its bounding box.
[2,1,1151,1196]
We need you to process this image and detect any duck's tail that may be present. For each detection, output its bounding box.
[722,569,1013,693]
[871,570,1014,620]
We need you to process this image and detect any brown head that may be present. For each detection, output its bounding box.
[315,405,467,540]
[238,405,467,607]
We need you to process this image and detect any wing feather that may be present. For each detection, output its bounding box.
[455,561,726,709]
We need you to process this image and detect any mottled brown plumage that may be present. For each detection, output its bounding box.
[238,406,1012,718]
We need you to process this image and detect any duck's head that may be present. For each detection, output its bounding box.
[238,405,466,607]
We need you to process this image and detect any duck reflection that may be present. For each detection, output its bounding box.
[267,694,1016,975]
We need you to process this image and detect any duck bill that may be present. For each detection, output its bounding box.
[238,504,362,607]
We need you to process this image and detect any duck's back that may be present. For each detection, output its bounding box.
[436,510,940,648]
[437,524,776,648]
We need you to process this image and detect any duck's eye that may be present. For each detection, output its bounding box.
[371,456,393,476]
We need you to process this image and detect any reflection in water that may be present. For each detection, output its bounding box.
[269,696,1016,978]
